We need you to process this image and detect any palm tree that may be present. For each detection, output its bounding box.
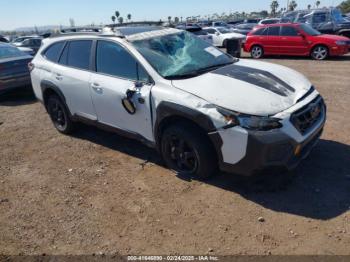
[308,4,312,9]
[168,16,172,24]
[316,1,321,8]
[118,17,124,24]
[111,15,116,24]
[270,0,279,17]
[288,0,298,11]
[115,11,120,19]
[127,14,132,22]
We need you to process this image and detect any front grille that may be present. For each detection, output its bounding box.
[290,96,325,135]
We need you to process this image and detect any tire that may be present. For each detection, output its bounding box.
[251,45,264,59]
[223,39,228,48]
[311,45,328,60]
[47,94,75,134]
[160,123,217,180]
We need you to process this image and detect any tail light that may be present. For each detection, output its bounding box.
[28,62,35,72]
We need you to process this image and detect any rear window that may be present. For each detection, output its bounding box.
[267,26,280,36]
[43,42,65,62]
[280,26,299,36]
[65,40,92,70]
[252,28,267,35]
[0,45,26,59]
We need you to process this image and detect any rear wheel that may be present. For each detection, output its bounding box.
[160,123,217,180]
[223,39,228,48]
[251,45,264,59]
[47,94,75,134]
[311,45,328,60]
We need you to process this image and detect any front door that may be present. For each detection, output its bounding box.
[90,40,154,142]
[279,26,309,55]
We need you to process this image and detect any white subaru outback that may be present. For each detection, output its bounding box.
[30,26,326,179]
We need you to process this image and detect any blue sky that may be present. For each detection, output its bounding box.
[0,0,342,30]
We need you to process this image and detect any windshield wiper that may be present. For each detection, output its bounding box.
[166,61,236,80]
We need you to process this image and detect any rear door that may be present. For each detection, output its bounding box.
[90,40,154,141]
[266,26,281,54]
[279,26,308,55]
[52,40,97,120]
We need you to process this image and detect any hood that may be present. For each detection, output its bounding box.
[171,59,312,116]
[316,34,350,41]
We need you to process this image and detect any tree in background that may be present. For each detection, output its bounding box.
[338,0,350,13]
[115,11,120,19]
[111,16,116,24]
[308,4,312,9]
[168,16,172,24]
[316,1,321,8]
[174,17,180,24]
[288,0,298,11]
[127,14,132,22]
[270,0,279,17]
[118,17,124,24]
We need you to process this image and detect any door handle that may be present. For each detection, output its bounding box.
[91,83,103,93]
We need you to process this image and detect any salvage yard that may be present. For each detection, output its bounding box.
[0,53,350,255]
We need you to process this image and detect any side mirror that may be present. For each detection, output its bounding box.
[298,33,306,38]
[215,32,220,36]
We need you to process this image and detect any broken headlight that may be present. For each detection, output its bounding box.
[217,107,282,131]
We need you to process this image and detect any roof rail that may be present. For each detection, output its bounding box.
[49,26,125,39]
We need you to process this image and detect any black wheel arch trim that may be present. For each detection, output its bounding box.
[40,80,71,115]
[154,101,223,162]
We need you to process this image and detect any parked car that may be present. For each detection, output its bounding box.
[17,47,35,56]
[259,18,281,25]
[203,27,245,47]
[244,23,350,60]
[12,37,42,54]
[281,8,350,37]
[30,26,326,178]
[228,19,261,27]
[176,25,213,44]
[0,35,9,43]
[0,43,32,95]
[231,23,257,35]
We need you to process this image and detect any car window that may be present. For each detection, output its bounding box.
[252,28,267,35]
[313,13,327,23]
[96,40,148,82]
[280,26,299,36]
[0,45,26,59]
[205,29,216,34]
[267,26,280,36]
[66,40,92,70]
[43,42,65,62]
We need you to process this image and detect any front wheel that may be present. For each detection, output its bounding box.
[251,45,264,59]
[311,45,328,60]
[160,123,217,180]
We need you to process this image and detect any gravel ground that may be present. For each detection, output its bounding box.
[0,53,350,256]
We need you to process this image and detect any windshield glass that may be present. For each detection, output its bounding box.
[131,31,234,79]
[217,28,231,34]
[300,23,322,36]
[0,45,26,59]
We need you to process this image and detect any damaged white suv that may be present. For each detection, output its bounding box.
[30,27,326,179]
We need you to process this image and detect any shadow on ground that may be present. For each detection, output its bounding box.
[73,124,350,220]
[0,87,36,106]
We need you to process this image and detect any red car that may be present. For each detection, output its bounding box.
[244,23,350,60]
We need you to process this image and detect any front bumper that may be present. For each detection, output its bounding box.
[212,101,327,176]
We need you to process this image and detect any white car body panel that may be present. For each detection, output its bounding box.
[204,27,245,46]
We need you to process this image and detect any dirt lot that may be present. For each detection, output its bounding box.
[1,53,350,256]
